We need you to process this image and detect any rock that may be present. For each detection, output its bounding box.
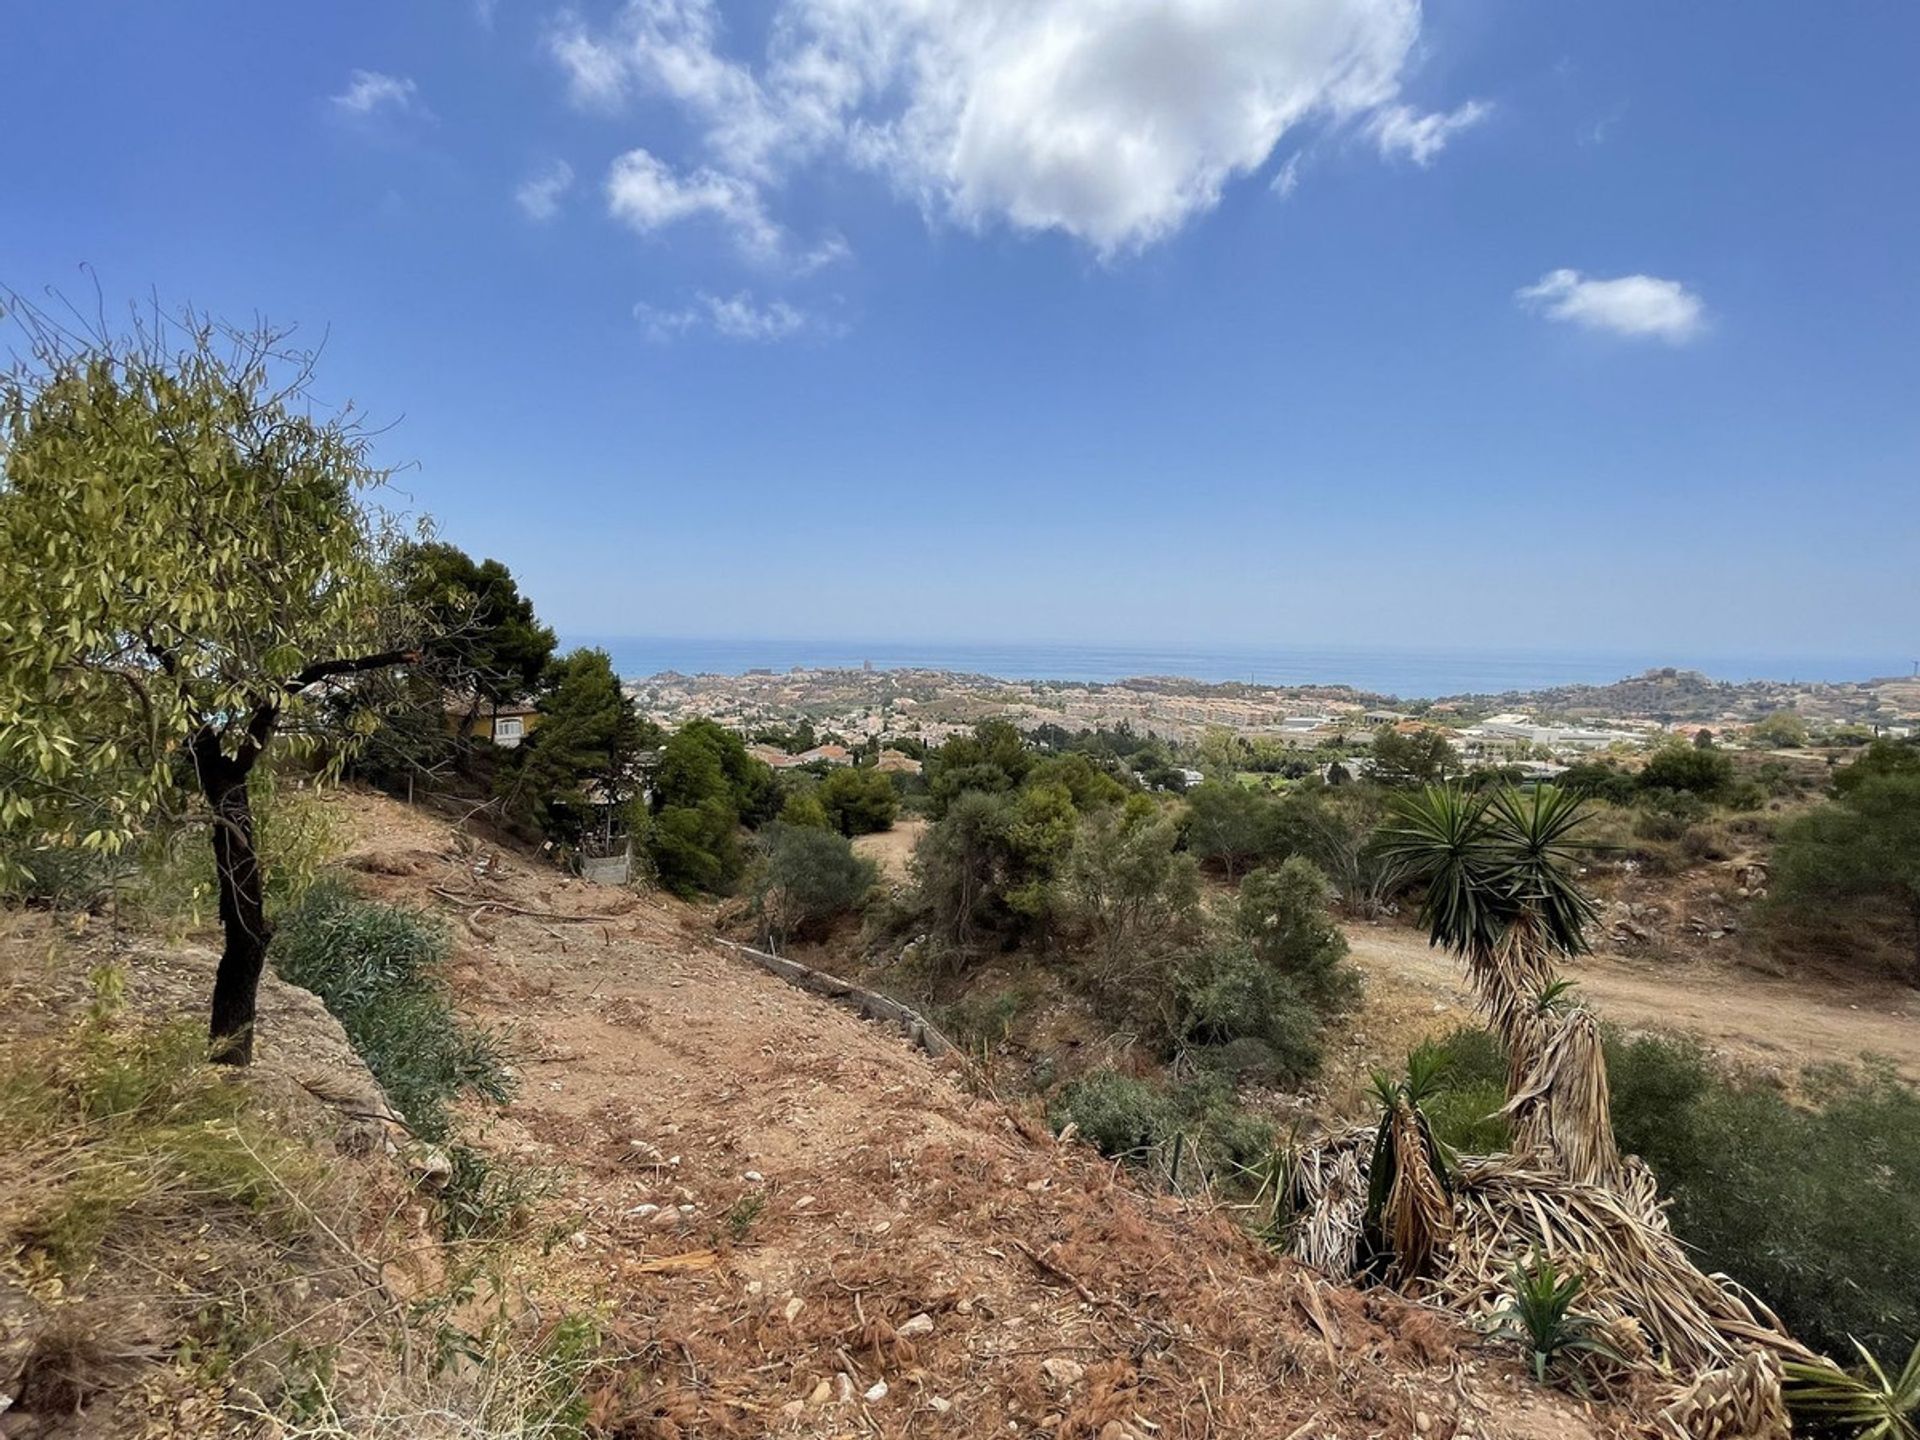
[834,1372,855,1404]
[808,1379,832,1406]
[898,1312,934,1338]
[405,1143,453,1190]
[743,1170,764,1183]
[929,1396,952,1414]
[783,1296,805,1322]
[1416,1411,1433,1433]
[864,1379,889,1403]
[781,1400,805,1419]
[1042,1357,1085,1390]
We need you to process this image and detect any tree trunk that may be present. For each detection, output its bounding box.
[197,737,268,1065]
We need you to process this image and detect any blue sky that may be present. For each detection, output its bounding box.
[3,2,1916,662]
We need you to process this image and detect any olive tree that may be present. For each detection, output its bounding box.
[0,302,416,1062]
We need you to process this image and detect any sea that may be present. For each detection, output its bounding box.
[567,638,1912,702]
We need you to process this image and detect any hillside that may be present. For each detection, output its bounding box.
[2,791,1636,1438]
[337,793,1627,1439]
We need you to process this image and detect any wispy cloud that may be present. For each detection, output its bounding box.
[515,159,576,221]
[1371,100,1492,166]
[634,290,839,343]
[1517,269,1706,343]
[331,70,430,121]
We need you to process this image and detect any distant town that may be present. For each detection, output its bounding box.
[619,663,1920,772]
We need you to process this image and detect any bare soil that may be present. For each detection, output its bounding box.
[1340,923,1920,1089]
[330,793,1625,1440]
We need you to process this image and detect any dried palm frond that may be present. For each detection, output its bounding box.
[1440,1155,1813,1375]
[1657,1350,1792,1440]
[1383,1099,1453,1288]
[1501,1008,1621,1189]
[1287,1136,1371,1279]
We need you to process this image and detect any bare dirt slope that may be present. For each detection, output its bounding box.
[1343,924,1920,1086]
[336,793,1624,1440]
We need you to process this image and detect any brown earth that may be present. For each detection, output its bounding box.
[328,793,1626,1440]
[1339,923,1920,1093]
[852,817,928,885]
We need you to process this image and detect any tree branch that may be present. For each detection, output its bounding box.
[282,649,419,694]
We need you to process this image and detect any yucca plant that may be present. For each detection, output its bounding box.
[1379,784,1597,967]
[1784,1340,1920,1440]
[1362,1053,1455,1286]
[1489,1248,1627,1387]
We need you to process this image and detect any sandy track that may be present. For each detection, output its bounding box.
[1344,923,1920,1085]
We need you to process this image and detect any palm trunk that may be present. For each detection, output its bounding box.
[195,733,268,1065]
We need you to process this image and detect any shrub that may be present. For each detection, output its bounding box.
[1421,1026,1512,1155]
[1053,1068,1179,1161]
[1051,1068,1274,1183]
[271,880,512,1142]
[1770,773,1920,985]
[747,822,877,947]
[818,766,898,836]
[1066,800,1200,994]
[1606,1034,1920,1367]
[1232,858,1360,1012]
[1639,743,1734,801]
[1175,945,1324,1085]
[778,789,832,830]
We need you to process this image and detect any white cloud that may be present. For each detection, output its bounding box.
[553,0,1485,257]
[1370,99,1490,166]
[634,290,833,342]
[1271,152,1305,199]
[516,159,577,220]
[331,70,428,119]
[1517,269,1706,344]
[605,147,783,257]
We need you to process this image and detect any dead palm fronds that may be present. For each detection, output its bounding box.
[1380,1098,1453,1288]
[1501,1008,1622,1189]
[1285,1135,1371,1279]
[1360,1056,1454,1289]
[1438,1154,1814,1375]
[1658,1350,1793,1440]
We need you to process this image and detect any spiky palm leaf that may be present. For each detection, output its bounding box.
[1490,1247,1630,1386]
[1784,1340,1920,1440]
[1380,784,1597,961]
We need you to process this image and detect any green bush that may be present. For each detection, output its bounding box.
[1053,1068,1179,1160]
[1051,1068,1274,1182]
[818,766,898,836]
[1176,945,1323,1084]
[1640,743,1735,801]
[748,822,877,946]
[1169,858,1359,1087]
[1606,1034,1920,1367]
[271,880,512,1143]
[1421,1026,1512,1155]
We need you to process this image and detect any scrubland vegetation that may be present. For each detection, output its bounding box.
[4,300,1919,1435]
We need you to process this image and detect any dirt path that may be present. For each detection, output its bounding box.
[1343,923,1920,1085]
[327,793,1614,1440]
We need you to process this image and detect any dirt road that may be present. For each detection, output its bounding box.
[1344,923,1920,1085]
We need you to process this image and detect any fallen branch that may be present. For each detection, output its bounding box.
[428,886,622,924]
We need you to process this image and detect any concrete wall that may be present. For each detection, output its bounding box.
[719,941,955,1060]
